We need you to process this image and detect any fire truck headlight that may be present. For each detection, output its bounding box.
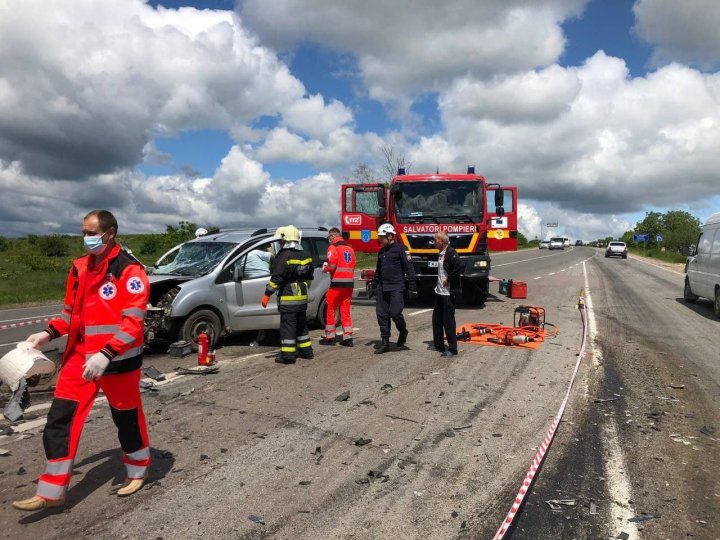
[474,260,488,268]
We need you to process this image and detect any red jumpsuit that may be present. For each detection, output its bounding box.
[323,238,356,342]
[36,244,150,502]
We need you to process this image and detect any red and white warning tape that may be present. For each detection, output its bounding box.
[492,296,588,540]
[0,316,53,331]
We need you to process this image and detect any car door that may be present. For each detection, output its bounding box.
[689,229,715,298]
[218,239,280,331]
[300,235,331,312]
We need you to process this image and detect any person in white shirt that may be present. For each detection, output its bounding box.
[432,231,462,357]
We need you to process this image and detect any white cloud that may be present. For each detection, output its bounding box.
[281,94,354,139]
[241,0,587,107]
[634,0,720,70]
[0,0,306,179]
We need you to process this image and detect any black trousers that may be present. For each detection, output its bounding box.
[279,309,313,360]
[376,289,407,339]
[432,293,457,353]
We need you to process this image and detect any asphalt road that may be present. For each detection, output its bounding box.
[0,247,718,539]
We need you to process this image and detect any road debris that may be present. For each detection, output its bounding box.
[354,437,372,446]
[453,424,472,431]
[334,390,350,402]
[143,366,166,381]
[616,533,629,540]
[381,383,393,390]
[298,480,312,486]
[445,431,456,438]
[0,448,10,456]
[139,380,158,393]
[545,499,577,511]
[179,388,195,397]
[311,446,322,455]
[3,378,27,422]
[385,414,419,424]
[176,366,219,375]
[628,513,660,522]
[668,383,684,389]
[589,502,598,515]
[699,425,715,437]
[593,397,619,403]
[248,514,266,525]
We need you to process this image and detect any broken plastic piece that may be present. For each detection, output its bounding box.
[143,366,166,381]
[335,390,350,402]
[545,499,578,510]
[248,514,266,525]
[354,437,372,446]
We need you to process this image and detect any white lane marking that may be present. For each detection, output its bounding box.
[0,304,62,313]
[582,262,637,539]
[0,314,58,324]
[561,269,567,272]
[408,308,433,317]
[493,252,571,267]
[627,254,684,276]
[534,276,542,280]
[549,272,556,275]
[0,340,24,347]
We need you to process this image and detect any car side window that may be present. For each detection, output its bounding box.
[240,241,274,279]
[313,237,330,263]
[697,231,712,255]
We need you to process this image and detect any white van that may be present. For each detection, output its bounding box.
[684,212,720,317]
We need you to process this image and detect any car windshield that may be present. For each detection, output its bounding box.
[155,242,236,276]
[551,238,563,242]
[610,242,625,246]
[393,181,483,222]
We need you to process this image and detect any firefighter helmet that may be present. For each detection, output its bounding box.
[377,223,396,237]
[275,225,301,242]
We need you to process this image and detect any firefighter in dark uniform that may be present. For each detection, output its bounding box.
[370,223,418,354]
[261,226,315,364]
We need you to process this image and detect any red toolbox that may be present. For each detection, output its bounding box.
[508,280,527,299]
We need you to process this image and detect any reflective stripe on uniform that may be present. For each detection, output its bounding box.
[297,341,312,349]
[126,446,150,461]
[267,281,280,290]
[287,258,312,265]
[45,459,73,475]
[85,324,120,335]
[60,313,71,323]
[121,307,145,319]
[36,480,67,500]
[86,345,143,363]
[281,346,296,353]
[279,297,308,304]
[114,330,135,345]
[64,304,73,312]
[281,339,296,345]
[125,463,147,480]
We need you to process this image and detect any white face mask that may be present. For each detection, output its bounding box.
[83,231,108,254]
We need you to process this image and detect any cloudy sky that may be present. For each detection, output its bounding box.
[1,0,719,241]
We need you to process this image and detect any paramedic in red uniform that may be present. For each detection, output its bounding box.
[13,209,151,511]
[318,227,356,347]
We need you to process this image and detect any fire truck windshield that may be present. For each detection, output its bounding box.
[393,181,483,222]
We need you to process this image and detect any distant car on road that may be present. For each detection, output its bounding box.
[605,241,627,259]
[549,237,564,250]
[539,240,550,249]
[575,240,583,246]
[563,237,570,248]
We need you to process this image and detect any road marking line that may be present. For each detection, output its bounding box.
[408,308,433,317]
[534,277,542,280]
[493,252,567,267]
[0,340,24,347]
[0,304,62,313]
[549,272,555,275]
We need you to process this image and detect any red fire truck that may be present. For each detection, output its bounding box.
[341,167,518,305]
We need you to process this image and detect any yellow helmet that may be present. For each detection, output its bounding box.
[275,225,300,242]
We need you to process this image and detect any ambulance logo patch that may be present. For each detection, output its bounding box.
[127,277,145,294]
[99,282,117,300]
[343,251,353,264]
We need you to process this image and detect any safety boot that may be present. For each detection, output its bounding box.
[318,337,336,346]
[375,338,390,354]
[12,495,64,511]
[340,339,353,347]
[117,477,145,497]
[396,329,409,347]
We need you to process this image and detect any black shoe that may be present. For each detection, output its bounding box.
[375,338,390,354]
[275,356,296,364]
[318,337,336,346]
[428,344,444,352]
[340,339,353,347]
[440,350,457,358]
[299,352,314,360]
[396,329,408,347]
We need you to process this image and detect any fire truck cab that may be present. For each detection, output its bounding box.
[341,168,518,305]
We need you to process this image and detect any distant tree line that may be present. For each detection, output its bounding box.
[620,210,700,253]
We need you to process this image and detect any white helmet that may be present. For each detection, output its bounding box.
[377,223,396,237]
[275,225,301,242]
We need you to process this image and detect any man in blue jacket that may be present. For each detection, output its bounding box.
[371,224,417,354]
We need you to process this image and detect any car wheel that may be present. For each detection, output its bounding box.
[180,309,222,351]
[622,254,627,259]
[313,295,328,329]
[683,279,697,302]
[714,287,720,318]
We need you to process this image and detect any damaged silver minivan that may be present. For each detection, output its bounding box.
[144,228,331,348]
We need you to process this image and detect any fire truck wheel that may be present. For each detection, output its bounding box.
[180,309,222,351]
